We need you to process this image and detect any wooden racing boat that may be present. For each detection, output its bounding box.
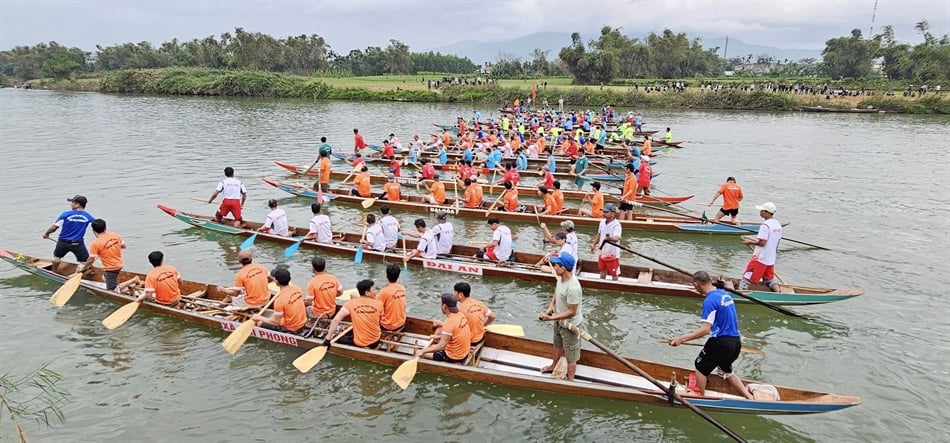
[261,177,760,235]
[0,247,861,415]
[155,205,862,306]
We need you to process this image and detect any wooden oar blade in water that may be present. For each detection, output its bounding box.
[101,301,141,330]
[222,319,256,355]
[485,324,525,337]
[361,197,377,209]
[49,272,83,307]
[392,356,421,390]
[292,346,329,373]
[240,232,258,250]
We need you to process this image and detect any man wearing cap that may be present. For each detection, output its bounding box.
[740,202,783,291]
[539,220,579,265]
[379,206,400,249]
[431,212,455,255]
[216,249,269,308]
[591,203,622,280]
[362,214,386,253]
[476,218,512,262]
[254,268,306,334]
[258,199,289,236]
[209,167,247,228]
[80,218,125,290]
[534,231,574,271]
[44,195,95,274]
[636,155,653,196]
[404,219,439,260]
[381,174,401,201]
[302,203,333,244]
[324,279,383,348]
[416,292,471,364]
[709,177,744,225]
[539,252,583,381]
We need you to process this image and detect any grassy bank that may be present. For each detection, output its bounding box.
[32,68,949,114]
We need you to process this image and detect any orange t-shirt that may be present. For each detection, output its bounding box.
[377,282,406,330]
[622,174,638,202]
[441,312,471,360]
[503,189,519,212]
[718,182,743,210]
[511,137,521,151]
[590,191,604,218]
[235,263,270,306]
[145,265,181,305]
[584,141,595,154]
[537,137,546,153]
[89,231,124,271]
[459,298,489,344]
[383,182,401,201]
[307,273,342,318]
[551,190,564,214]
[442,133,451,146]
[431,182,446,204]
[319,158,332,185]
[543,193,557,214]
[642,139,652,156]
[464,183,482,208]
[274,284,307,331]
[355,173,372,197]
[343,296,383,347]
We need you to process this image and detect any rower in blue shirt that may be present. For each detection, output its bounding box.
[462,146,474,164]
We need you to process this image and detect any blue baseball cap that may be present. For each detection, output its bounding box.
[549,252,576,270]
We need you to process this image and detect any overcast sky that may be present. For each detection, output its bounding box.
[1,0,947,53]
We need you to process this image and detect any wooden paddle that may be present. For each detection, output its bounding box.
[341,165,360,185]
[565,322,745,443]
[292,325,353,373]
[360,197,377,209]
[484,190,506,218]
[602,240,804,319]
[222,292,279,355]
[399,233,409,273]
[49,272,83,307]
[101,299,143,330]
[484,324,525,337]
[658,339,764,355]
[392,337,437,390]
[627,201,830,251]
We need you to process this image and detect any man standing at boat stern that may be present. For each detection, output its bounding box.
[44,195,95,274]
[592,204,622,280]
[209,167,246,228]
[669,271,753,399]
[739,202,783,292]
[539,252,582,381]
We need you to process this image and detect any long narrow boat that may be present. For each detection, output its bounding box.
[273,162,693,205]
[0,248,860,415]
[261,178,764,235]
[333,154,630,181]
[362,144,661,170]
[156,205,861,306]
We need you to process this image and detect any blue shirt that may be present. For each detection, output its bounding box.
[438,148,448,165]
[515,153,528,171]
[701,289,740,338]
[55,210,95,241]
[634,115,643,126]
[597,130,607,145]
[547,155,557,173]
[462,148,473,164]
[486,150,503,169]
[475,111,482,121]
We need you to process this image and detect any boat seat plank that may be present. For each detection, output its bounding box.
[637,270,653,284]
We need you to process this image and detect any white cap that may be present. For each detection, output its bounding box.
[641,155,650,161]
[755,202,777,213]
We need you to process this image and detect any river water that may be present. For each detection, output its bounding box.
[0,89,947,442]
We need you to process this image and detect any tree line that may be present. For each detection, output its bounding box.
[1,22,947,85]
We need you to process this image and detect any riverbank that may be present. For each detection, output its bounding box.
[32,68,950,114]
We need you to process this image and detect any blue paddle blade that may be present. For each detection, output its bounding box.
[284,239,304,258]
[240,233,258,250]
[354,244,364,264]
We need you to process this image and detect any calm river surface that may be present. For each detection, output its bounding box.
[0,89,948,442]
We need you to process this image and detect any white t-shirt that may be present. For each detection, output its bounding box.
[416,230,439,259]
[380,215,400,248]
[565,232,579,259]
[753,218,783,265]
[365,223,386,252]
[431,221,455,255]
[308,214,333,244]
[492,225,513,261]
[598,219,622,258]
[264,208,288,236]
[217,177,246,200]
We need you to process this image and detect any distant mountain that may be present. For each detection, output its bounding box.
[424,32,822,66]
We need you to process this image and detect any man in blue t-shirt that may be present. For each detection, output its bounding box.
[43,195,95,274]
[668,271,753,399]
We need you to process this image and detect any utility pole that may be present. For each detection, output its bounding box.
[723,35,729,60]
[869,0,879,36]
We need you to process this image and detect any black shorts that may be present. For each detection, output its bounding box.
[335,330,380,349]
[619,202,634,211]
[433,350,467,364]
[53,240,89,262]
[719,208,739,217]
[694,336,742,376]
[259,321,302,336]
[104,270,121,291]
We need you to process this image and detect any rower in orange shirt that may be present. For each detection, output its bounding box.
[216,249,269,308]
[459,178,484,208]
[501,181,520,212]
[252,268,307,334]
[381,174,402,201]
[425,174,447,205]
[641,136,653,157]
[448,282,494,346]
[351,166,373,198]
[305,257,343,322]
[416,292,471,364]
[538,186,558,215]
[551,181,565,214]
[441,130,452,148]
[324,279,383,348]
[377,264,407,334]
[579,182,605,218]
[130,250,182,306]
[618,163,638,221]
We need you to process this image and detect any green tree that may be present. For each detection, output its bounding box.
[822,29,874,78]
[384,39,412,75]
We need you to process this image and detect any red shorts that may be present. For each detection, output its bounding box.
[485,246,499,261]
[597,255,620,277]
[216,199,243,221]
[743,259,775,283]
